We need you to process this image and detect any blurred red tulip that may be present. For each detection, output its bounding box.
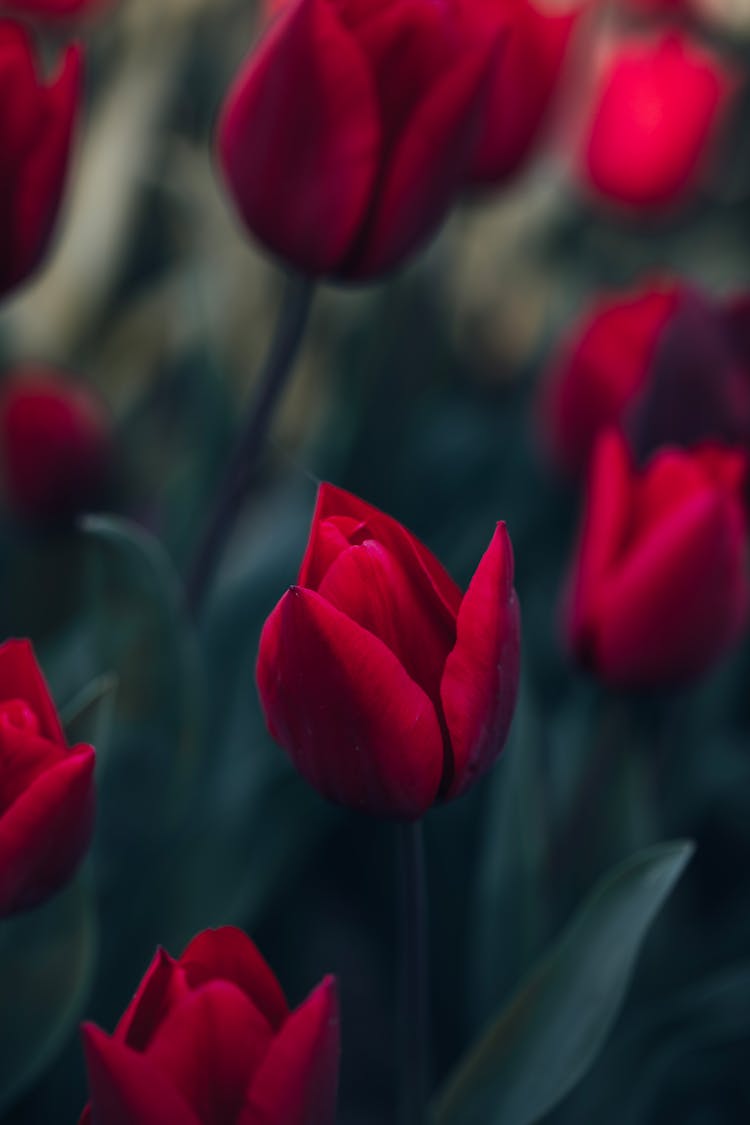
[0,370,113,525]
[582,30,734,210]
[0,23,82,300]
[0,639,95,916]
[565,431,749,686]
[539,281,680,476]
[218,0,578,280]
[466,0,580,186]
[539,281,750,476]
[80,927,339,1125]
[257,484,520,819]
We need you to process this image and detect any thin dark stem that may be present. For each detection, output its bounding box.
[184,274,314,616]
[399,819,430,1125]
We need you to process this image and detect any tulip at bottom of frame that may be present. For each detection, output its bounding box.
[79,926,340,1125]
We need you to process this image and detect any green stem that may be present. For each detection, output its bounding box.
[399,819,430,1125]
[184,273,314,616]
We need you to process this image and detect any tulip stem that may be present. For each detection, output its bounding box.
[399,819,430,1125]
[184,273,314,616]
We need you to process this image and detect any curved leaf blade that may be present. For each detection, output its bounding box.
[433,841,694,1125]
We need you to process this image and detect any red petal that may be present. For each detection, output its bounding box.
[583,31,734,209]
[82,1024,201,1125]
[566,430,633,659]
[592,487,748,684]
[115,948,188,1051]
[0,746,94,916]
[145,981,275,1125]
[0,726,66,813]
[469,2,577,184]
[217,0,381,275]
[242,976,339,1125]
[441,525,520,798]
[318,539,454,701]
[0,638,66,744]
[256,587,443,818]
[346,39,498,277]
[300,484,461,622]
[538,283,679,476]
[179,927,289,1032]
[8,42,81,293]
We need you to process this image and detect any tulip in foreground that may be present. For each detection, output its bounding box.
[582,31,734,210]
[80,926,339,1125]
[565,431,749,687]
[0,639,95,916]
[0,369,113,524]
[0,22,82,300]
[218,0,578,280]
[257,484,520,819]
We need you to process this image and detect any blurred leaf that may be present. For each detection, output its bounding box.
[61,672,119,761]
[469,675,549,1026]
[0,879,96,1114]
[433,841,694,1125]
[79,513,200,792]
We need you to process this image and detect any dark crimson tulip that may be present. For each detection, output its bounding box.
[0,369,113,524]
[218,0,577,281]
[257,484,520,819]
[0,639,95,916]
[538,281,750,476]
[0,24,81,300]
[80,927,339,1125]
[565,431,749,687]
[582,31,734,210]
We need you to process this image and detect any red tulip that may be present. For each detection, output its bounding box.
[539,281,750,476]
[257,484,520,819]
[80,927,339,1125]
[465,0,579,186]
[582,31,734,210]
[539,281,680,476]
[218,0,577,280]
[0,639,95,916]
[565,431,749,687]
[0,369,113,524]
[0,23,82,300]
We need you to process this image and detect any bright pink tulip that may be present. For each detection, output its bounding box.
[582,31,734,210]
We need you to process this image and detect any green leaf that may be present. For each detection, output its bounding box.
[0,878,97,1113]
[79,513,201,802]
[61,672,119,760]
[433,841,694,1125]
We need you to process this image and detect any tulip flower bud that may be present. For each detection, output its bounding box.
[582,31,734,210]
[0,23,82,300]
[257,484,520,819]
[218,0,578,281]
[565,431,749,687]
[80,927,339,1125]
[0,639,95,916]
[0,369,113,525]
